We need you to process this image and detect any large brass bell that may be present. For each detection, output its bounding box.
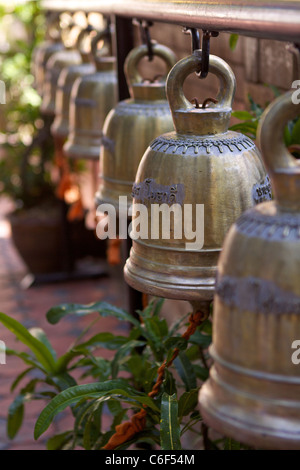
[124,51,270,301]
[95,43,177,213]
[40,48,81,116]
[64,30,117,160]
[199,91,300,450]
[51,28,96,139]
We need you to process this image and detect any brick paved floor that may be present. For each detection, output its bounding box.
[0,197,191,450]
[0,197,132,450]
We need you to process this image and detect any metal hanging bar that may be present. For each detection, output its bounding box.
[41,0,300,42]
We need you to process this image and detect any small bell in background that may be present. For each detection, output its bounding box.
[124,51,270,303]
[64,27,117,160]
[51,26,97,141]
[40,47,81,117]
[31,12,64,97]
[199,91,300,449]
[95,42,177,215]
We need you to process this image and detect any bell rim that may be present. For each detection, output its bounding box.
[199,379,300,450]
[124,258,215,301]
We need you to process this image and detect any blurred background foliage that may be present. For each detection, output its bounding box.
[0,0,55,210]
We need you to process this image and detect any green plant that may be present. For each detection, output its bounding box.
[0,1,56,210]
[0,298,241,450]
[230,90,300,157]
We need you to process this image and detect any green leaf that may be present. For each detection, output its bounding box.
[174,352,197,391]
[178,389,199,419]
[229,33,239,51]
[152,298,165,316]
[29,327,57,361]
[0,313,56,372]
[11,367,34,392]
[46,431,74,450]
[111,340,146,379]
[46,301,141,328]
[6,348,47,373]
[76,332,130,350]
[49,373,77,391]
[231,110,254,121]
[160,393,181,450]
[164,337,188,351]
[224,437,242,450]
[291,117,300,145]
[189,330,212,349]
[193,364,209,381]
[7,394,25,439]
[163,369,177,395]
[34,380,159,439]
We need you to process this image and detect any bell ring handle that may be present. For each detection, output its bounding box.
[75,25,95,55]
[91,27,112,59]
[257,91,300,208]
[124,43,177,87]
[166,51,236,112]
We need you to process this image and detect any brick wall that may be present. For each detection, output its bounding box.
[135,23,296,113]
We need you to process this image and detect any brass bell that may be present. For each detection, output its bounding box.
[199,91,300,449]
[40,48,81,117]
[124,51,270,302]
[51,28,96,139]
[95,43,177,213]
[63,30,117,160]
[32,40,64,97]
[31,14,64,96]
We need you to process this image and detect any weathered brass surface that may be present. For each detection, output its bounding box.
[64,31,117,160]
[40,49,81,116]
[199,91,300,449]
[124,51,269,301]
[51,29,96,138]
[95,43,177,213]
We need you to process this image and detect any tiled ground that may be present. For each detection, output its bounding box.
[0,197,132,450]
[0,197,190,450]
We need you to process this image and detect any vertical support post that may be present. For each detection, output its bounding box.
[114,16,144,316]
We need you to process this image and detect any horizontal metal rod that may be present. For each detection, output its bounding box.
[41,0,300,42]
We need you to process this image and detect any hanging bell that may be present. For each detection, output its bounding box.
[63,29,117,160]
[40,48,81,117]
[31,14,64,96]
[124,51,270,302]
[95,43,177,213]
[32,41,64,97]
[199,91,300,450]
[51,27,96,139]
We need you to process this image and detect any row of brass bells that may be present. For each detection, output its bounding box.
[51,27,97,139]
[95,43,177,214]
[199,91,300,449]
[124,51,270,302]
[64,29,117,160]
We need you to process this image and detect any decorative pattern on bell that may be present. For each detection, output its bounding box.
[51,28,96,139]
[199,91,300,449]
[124,51,270,302]
[95,43,177,213]
[64,30,117,160]
[40,49,81,117]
